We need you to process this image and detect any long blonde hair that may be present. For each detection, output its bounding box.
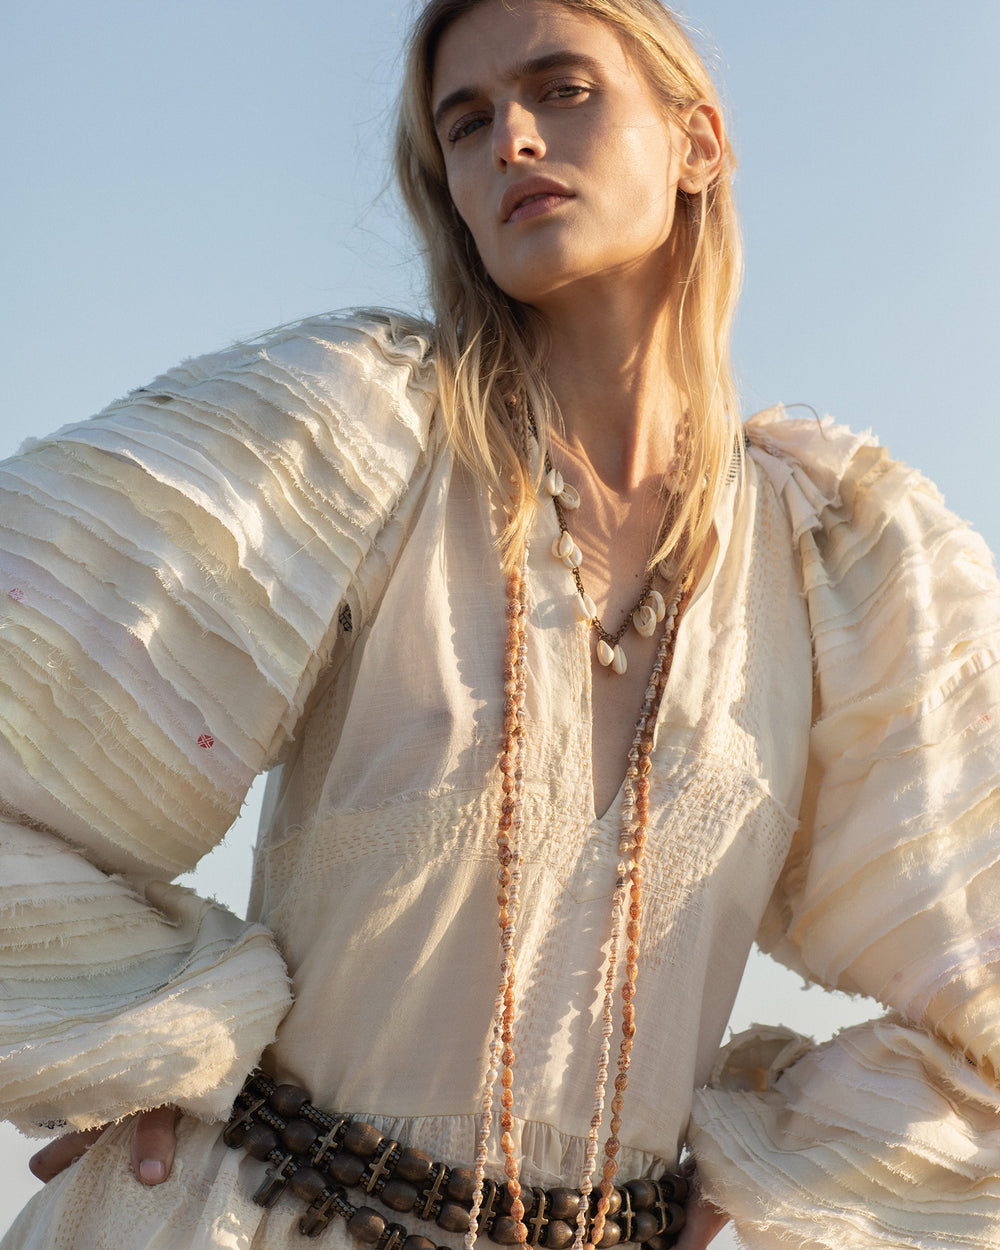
[394,0,742,584]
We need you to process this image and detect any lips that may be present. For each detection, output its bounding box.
[500,177,573,224]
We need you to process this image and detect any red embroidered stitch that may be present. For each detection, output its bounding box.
[197,734,215,750]
[8,589,24,601]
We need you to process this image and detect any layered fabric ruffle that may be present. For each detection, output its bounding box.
[690,409,1000,1247]
[0,314,437,1131]
[691,1020,1000,1249]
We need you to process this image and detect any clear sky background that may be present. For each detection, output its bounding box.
[2,1,998,1242]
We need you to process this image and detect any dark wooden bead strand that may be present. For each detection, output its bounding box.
[223,1071,686,1247]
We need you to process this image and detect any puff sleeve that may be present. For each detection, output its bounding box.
[687,410,1000,1248]
[0,314,438,1134]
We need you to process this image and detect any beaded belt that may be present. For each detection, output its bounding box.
[224,1070,687,1246]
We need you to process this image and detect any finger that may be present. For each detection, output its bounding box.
[129,1105,180,1186]
[672,1191,729,1250]
[29,1126,107,1183]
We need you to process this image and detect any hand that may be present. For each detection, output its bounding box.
[29,1105,179,1186]
[673,1187,730,1249]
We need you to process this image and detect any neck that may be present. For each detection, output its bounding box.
[538,287,685,492]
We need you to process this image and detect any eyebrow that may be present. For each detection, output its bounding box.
[432,51,604,132]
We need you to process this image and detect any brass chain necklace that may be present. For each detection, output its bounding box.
[543,450,675,676]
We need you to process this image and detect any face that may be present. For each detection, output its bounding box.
[431,0,696,314]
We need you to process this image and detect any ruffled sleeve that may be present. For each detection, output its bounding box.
[688,408,1000,1248]
[0,312,438,1134]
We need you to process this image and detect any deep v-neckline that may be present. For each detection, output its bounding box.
[528,491,719,825]
[583,586,694,824]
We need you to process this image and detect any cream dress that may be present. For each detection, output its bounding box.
[2,315,1000,1249]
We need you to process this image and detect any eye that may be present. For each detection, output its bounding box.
[544,81,591,103]
[447,113,490,143]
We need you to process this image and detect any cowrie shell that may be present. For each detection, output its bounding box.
[553,531,575,560]
[633,605,657,637]
[611,645,628,675]
[596,640,615,667]
[558,484,581,510]
[545,467,565,496]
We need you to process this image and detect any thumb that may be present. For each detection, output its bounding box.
[129,1105,180,1186]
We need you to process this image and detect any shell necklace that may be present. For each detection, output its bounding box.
[546,463,666,676]
[540,432,683,677]
[466,410,693,1249]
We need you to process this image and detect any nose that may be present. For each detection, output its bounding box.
[492,103,545,170]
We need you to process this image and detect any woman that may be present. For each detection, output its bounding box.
[4,2,1000,1248]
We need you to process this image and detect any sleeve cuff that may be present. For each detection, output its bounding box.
[688,1018,1000,1249]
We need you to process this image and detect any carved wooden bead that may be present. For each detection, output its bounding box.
[348,1206,386,1244]
[289,1167,328,1202]
[446,1168,476,1202]
[596,1219,622,1247]
[624,1179,658,1209]
[491,1216,522,1245]
[547,1188,580,1220]
[343,1121,383,1158]
[543,1218,575,1248]
[643,1220,685,1250]
[328,1151,368,1186]
[269,1083,310,1118]
[437,1200,473,1234]
[656,1176,688,1203]
[243,1123,279,1161]
[661,1203,685,1235]
[282,1117,318,1155]
[499,1185,532,1216]
[396,1147,433,1184]
[380,1177,419,1212]
[402,1238,436,1250]
[631,1209,659,1243]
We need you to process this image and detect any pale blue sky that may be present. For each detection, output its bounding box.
[2,1,998,1240]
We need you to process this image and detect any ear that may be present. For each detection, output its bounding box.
[677,102,726,194]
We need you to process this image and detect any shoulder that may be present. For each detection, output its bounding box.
[743,405,922,544]
[745,405,999,714]
[130,309,438,425]
[742,405,993,582]
[19,311,441,475]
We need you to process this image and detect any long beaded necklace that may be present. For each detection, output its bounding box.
[468,411,693,1250]
[467,545,531,1250]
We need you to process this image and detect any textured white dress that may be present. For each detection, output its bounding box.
[1,315,999,1249]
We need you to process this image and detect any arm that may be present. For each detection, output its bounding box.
[689,412,1000,1248]
[0,313,437,1136]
